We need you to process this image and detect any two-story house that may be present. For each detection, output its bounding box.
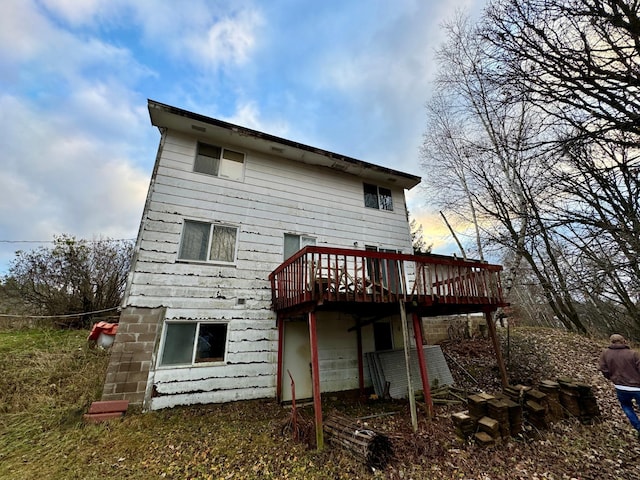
[102,101,506,431]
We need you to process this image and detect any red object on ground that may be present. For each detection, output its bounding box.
[83,400,129,424]
[88,322,118,341]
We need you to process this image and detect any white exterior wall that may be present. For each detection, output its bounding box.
[127,130,414,409]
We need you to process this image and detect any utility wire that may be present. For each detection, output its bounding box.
[0,307,120,319]
[0,239,135,244]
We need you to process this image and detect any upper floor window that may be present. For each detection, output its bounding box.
[179,220,238,264]
[364,183,393,211]
[194,141,245,181]
[284,234,316,260]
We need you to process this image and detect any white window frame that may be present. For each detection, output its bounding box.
[194,141,245,181]
[158,321,229,368]
[363,183,393,211]
[178,219,239,265]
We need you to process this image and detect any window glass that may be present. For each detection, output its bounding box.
[194,142,244,181]
[284,234,300,260]
[194,142,221,176]
[363,183,379,209]
[219,149,245,180]
[196,324,228,363]
[210,225,237,262]
[379,187,393,211]
[284,234,316,260]
[301,236,316,248]
[161,323,197,365]
[179,221,210,260]
[364,183,393,211]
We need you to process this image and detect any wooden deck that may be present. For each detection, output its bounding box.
[269,246,507,317]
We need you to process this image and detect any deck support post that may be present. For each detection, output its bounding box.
[308,311,324,450]
[400,301,418,432]
[276,314,284,403]
[412,311,433,420]
[356,319,365,396]
[486,310,509,388]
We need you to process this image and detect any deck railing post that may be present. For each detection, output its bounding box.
[412,311,433,420]
[276,314,284,403]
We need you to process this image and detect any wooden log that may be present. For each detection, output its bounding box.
[539,380,563,421]
[474,431,495,446]
[478,416,500,438]
[467,394,489,419]
[526,400,547,429]
[501,397,523,436]
[556,378,582,417]
[452,411,476,438]
[525,389,547,405]
[487,398,510,438]
[323,414,393,469]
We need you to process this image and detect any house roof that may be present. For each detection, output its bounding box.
[148,99,422,190]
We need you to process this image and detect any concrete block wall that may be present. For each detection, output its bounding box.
[101,306,165,406]
[423,317,451,344]
[422,314,487,344]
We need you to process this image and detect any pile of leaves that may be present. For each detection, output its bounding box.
[2,326,640,479]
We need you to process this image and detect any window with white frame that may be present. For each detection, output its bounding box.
[363,183,393,211]
[194,141,245,181]
[160,322,228,366]
[284,233,316,260]
[179,220,238,264]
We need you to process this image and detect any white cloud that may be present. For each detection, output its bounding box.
[0,93,151,272]
[124,1,264,70]
[38,0,111,25]
[0,1,153,90]
[223,100,290,138]
[185,9,264,68]
[304,0,481,173]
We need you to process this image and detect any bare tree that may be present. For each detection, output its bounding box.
[4,235,133,326]
[484,0,640,145]
[422,12,588,332]
[480,0,640,333]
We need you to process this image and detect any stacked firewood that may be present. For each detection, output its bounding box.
[323,414,393,469]
[452,377,601,444]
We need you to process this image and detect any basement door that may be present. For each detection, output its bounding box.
[281,319,312,402]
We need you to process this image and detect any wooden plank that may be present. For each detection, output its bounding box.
[83,412,125,423]
[308,311,324,450]
[399,301,417,432]
[87,400,129,414]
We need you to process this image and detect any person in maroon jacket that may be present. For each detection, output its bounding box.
[599,334,640,437]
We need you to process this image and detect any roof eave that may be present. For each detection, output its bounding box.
[148,99,421,190]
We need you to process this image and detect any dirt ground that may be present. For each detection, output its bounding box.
[303,327,640,479]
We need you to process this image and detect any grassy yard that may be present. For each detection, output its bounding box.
[0,327,369,479]
[2,326,640,479]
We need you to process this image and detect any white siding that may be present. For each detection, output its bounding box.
[128,130,415,409]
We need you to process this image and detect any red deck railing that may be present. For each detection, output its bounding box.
[269,246,505,312]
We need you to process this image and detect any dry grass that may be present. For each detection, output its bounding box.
[2,326,640,479]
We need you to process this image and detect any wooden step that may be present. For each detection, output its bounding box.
[83,400,129,423]
[83,411,125,423]
[87,400,129,414]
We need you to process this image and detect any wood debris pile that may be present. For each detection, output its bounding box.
[452,377,601,445]
[323,414,393,469]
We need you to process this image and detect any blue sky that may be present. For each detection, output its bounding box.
[0,0,483,274]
